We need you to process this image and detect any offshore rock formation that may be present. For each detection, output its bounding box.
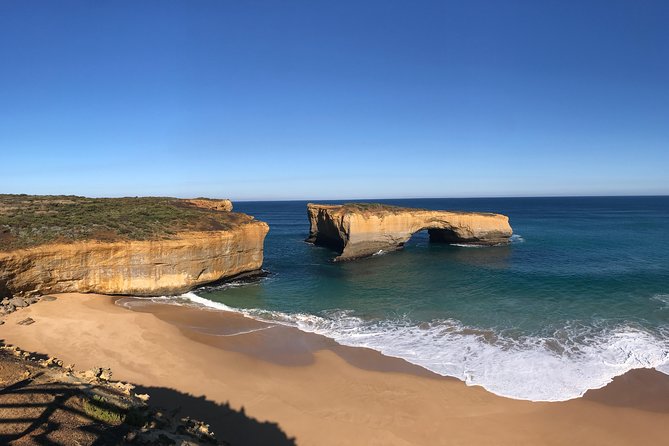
[306,203,512,261]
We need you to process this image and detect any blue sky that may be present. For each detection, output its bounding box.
[1,1,667,200]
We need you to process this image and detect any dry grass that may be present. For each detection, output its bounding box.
[341,203,410,213]
[0,195,252,251]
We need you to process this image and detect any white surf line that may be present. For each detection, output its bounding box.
[206,326,276,337]
[122,292,669,402]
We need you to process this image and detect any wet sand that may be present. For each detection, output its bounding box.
[1,293,668,445]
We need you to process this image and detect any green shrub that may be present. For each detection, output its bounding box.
[83,395,125,424]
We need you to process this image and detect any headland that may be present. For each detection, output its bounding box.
[0,195,269,297]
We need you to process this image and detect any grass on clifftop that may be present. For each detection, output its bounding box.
[342,203,408,212]
[334,203,492,216]
[0,195,253,251]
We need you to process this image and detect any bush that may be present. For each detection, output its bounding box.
[83,395,125,424]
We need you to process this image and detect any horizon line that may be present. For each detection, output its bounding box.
[2,192,668,202]
[232,193,669,202]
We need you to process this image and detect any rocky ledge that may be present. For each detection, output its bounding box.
[0,342,221,444]
[306,203,513,261]
[0,196,269,297]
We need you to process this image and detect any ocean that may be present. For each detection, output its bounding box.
[153,197,669,402]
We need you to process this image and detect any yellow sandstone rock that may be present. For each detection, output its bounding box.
[0,222,269,296]
[306,203,512,261]
[185,198,233,212]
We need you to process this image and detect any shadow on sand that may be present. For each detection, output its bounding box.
[134,384,296,446]
[0,343,295,445]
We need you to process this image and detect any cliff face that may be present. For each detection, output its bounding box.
[306,203,512,261]
[0,221,269,297]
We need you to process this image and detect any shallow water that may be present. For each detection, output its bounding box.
[158,197,669,401]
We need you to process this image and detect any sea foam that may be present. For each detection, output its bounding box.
[134,292,669,402]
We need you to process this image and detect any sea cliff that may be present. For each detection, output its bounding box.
[0,195,269,297]
[306,203,512,260]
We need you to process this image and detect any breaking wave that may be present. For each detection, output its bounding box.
[124,291,669,402]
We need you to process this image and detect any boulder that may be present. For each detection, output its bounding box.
[9,297,27,307]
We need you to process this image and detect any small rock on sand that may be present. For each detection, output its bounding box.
[17,317,35,326]
[41,295,57,301]
[98,367,113,381]
[10,297,28,308]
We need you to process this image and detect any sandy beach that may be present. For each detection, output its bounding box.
[1,293,668,445]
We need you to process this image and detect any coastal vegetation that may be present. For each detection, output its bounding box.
[339,202,489,216]
[341,202,407,213]
[83,394,136,425]
[0,195,251,251]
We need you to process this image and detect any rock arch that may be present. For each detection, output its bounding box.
[306,203,513,261]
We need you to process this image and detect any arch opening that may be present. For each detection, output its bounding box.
[427,228,464,244]
[400,227,466,249]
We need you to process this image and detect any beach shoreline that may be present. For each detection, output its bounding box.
[1,293,668,445]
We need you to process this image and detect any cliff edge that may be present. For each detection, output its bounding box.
[306,203,512,261]
[0,195,268,297]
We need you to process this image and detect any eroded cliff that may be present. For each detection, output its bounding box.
[185,198,233,212]
[0,196,269,297]
[306,203,512,261]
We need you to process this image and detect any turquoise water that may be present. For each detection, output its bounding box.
[177,197,669,401]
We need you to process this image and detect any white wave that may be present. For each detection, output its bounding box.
[208,326,273,337]
[116,296,183,309]
[510,234,525,243]
[123,292,669,402]
[179,291,240,311]
[450,234,523,248]
[253,312,669,402]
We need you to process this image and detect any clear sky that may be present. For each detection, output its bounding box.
[1,1,667,200]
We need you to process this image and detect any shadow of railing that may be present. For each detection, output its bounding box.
[0,376,129,445]
[0,342,296,445]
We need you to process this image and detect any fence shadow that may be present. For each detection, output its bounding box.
[0,344,296,445]
[0,376,129,445]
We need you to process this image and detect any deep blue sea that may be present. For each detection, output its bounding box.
[168,197,669,401]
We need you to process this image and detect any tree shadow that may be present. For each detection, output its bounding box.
[133,384,296,446]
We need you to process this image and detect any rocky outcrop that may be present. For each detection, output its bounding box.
[185,198,233,212]
[306,203,512,261]
[0,344,220,444]
[0,221,269,297]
